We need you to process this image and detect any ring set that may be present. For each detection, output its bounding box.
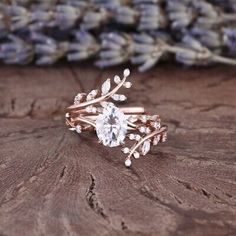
[65,69,167,167]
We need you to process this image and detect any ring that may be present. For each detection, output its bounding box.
[65,69,167,167]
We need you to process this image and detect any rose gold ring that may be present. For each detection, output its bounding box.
[66,69,167,167]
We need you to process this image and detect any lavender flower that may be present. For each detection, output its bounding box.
[96,32,132,68]
[82,7,109,30]
[175,35,212,65]
[131,32,169,72]
[67,30,100,61]
[0,35,33,64]
[223,28,236,55]
[137,3,167,30]
[0,0,235,70]
[167,0,194,30]
[31,32,68,65]
[189,27,222,50]
[5,5,31,31]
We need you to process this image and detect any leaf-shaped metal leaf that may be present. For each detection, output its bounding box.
[141,140,151,155]
[74,93,85,105]
[101,78,111,95]
[153,135,160,145]
[86,89,98,101]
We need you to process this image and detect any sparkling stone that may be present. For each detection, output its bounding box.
[125,159,132,167]
[96,102,127,147]
[153,135,160,145]
[74,93,85,105]
[123,68,130,77]
[140,115,147,123]
[112,94,120,101]
[114,75,121,84]
[162,132,167,142]
[100,101,108,107]
[85,106,97,113]
[122,147,130,154]
[112,94,126,101]
[85,105,93,113]
[119,95,127,101]
[101,78,111,95]
[133,151,140,159]
[129,116,138,123]
[152,122,161,129]
[129,133,135,140]
[75,125,82,133]
[139,126,146,133]
[141,140,151,155]
[124,81,132,88]
[87,89,98,101]
[69,127,76,131]
[145,127,151,134]
[91,107,97,113]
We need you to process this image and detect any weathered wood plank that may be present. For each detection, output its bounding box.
[0,64,236,236]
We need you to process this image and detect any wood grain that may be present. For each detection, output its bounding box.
[0,63,236,236]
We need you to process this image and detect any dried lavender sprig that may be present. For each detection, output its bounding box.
[0,0,236,35]
[223,27,236,55]
[97,31,236,71]
[0,1,167,33]
[1,30,236,70]
[167,0,236,31]
[67,30,100,61]
[172,35,236,66]
[1,0,236,70]
[0,34,33,64]
[31,32,69,65]
[96,31,172,71]
[5,0,236,35]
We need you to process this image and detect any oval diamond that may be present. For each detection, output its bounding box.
[96,103,127,147]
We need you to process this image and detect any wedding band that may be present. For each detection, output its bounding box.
[66,69,167,167]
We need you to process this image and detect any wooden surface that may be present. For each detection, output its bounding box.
[0,64,236,236]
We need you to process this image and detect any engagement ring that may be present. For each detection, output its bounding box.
[66,69,167,167]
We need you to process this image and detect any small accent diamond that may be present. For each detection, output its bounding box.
[119,95,127,101]
[162,132,167,142]
[124,81,132,88]
[133,151,140,159]
[125,159,132,167]
[123,68,130,77]
[75,125,82,133]
[74,93,85,105]
[114,75,121,84]
[129,133,135,140]
[153,135,160,145]
[139,126,146,133]
[122,147,130,154]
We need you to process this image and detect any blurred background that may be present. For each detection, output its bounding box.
[0,0,236,72]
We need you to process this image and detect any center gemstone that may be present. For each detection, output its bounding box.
[96,103,127,147]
